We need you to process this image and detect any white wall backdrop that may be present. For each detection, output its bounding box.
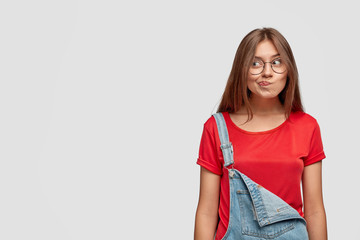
[0,0,358,239]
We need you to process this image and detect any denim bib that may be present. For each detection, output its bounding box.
[213,112,309,240]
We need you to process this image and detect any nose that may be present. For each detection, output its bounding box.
[263,62,273,77]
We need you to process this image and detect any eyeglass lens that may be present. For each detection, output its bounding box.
[249,58,286,75]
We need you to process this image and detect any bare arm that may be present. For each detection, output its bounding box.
[302,161,328,240]
[194,167,221,240]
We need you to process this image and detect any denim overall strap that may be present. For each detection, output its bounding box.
[212,112,234,167]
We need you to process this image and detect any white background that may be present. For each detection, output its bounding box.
[0,0,358,239]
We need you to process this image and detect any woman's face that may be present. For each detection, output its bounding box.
[247,40,287,100]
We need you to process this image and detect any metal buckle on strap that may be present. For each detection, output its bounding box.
[221,142,235,172]
[229,169,235,178]
[220,142,232,151]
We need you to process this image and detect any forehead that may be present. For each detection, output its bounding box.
[254,40,279,58]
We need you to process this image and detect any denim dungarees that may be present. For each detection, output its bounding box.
[213,112,309,240]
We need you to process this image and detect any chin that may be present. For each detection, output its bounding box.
[253,93,279,99]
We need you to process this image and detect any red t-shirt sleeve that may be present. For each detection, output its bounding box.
[196,122,223,175]
[303,120,326,166]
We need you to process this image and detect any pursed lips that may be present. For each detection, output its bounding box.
[258,81,271,86]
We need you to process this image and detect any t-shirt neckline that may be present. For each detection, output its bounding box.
[224,111,291,135]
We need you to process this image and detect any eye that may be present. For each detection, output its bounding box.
[252,60,263,67]
[272,59,282,65]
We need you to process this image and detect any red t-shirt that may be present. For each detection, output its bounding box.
[196,111,326,240]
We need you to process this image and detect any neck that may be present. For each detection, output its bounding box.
[248,95,284,115]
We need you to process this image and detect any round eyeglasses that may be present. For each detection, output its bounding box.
[249,58,287,75]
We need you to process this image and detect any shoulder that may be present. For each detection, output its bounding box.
[289,111,321,130]
[202,113,218,136]
[202,112,230,138]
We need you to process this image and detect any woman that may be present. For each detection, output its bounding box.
[194,28,328,239]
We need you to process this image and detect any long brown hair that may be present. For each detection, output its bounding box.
[216,27,303,122]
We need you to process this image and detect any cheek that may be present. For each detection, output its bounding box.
[247,71,257,81]
[246,79,256,92]
[279,76,287,87]
[247,74,258,87]
[275,77,288,93]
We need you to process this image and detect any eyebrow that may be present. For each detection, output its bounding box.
[254,53,280,59]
